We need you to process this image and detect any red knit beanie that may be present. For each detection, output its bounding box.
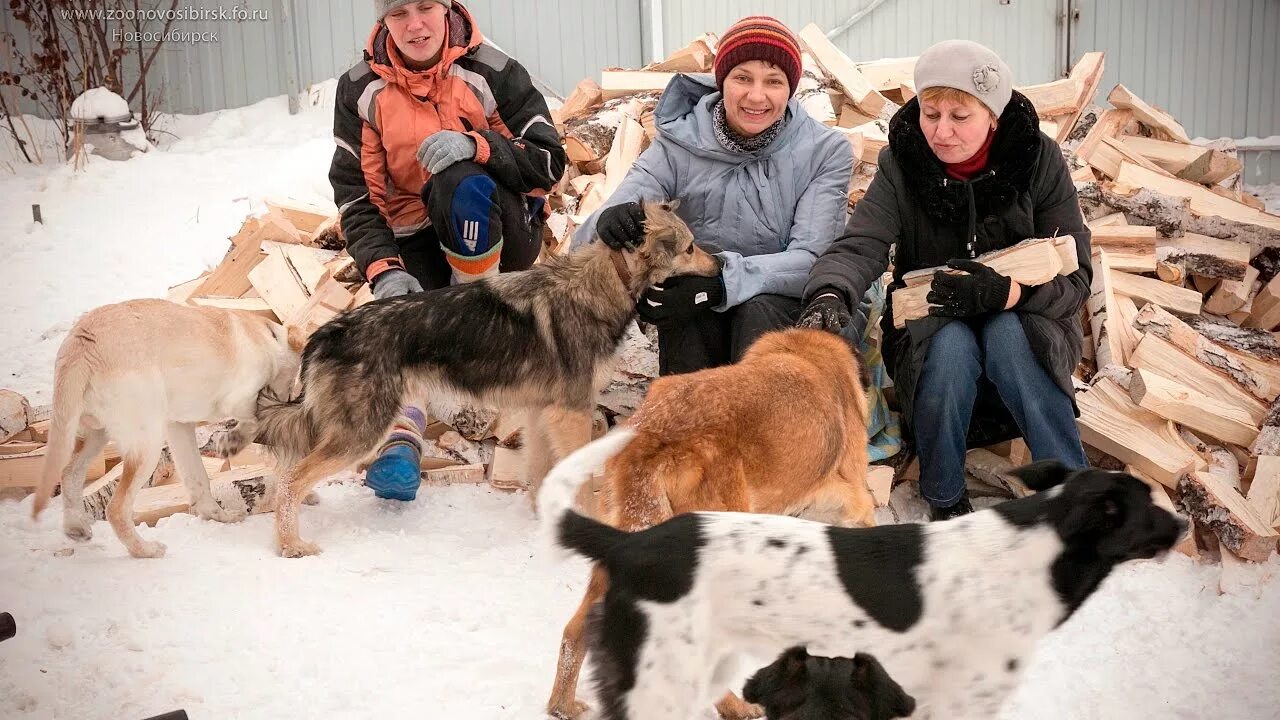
[713,16,803,96]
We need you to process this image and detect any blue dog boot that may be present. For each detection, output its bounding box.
[364,407,427,501]
[365,445,422,501]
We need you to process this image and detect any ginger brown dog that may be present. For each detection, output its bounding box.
[546,328,875,720]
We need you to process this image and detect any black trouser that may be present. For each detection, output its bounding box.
[656,294,804,376]
[400,160,543,290]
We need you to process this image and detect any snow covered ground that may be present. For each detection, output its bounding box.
[2,88,1279,720]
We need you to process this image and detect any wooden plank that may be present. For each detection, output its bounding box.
[189,296,279,321]
[0,446,106,489]
[599,71,673,100]
[264,198,335,236]
[1129,368,1259,446]
[167,273,210,304]
[422,463,486,486]
[1129,334,1269,426]
[1018,77,1083,117]
[247,250,309,322]
[1108,84,1192,144]
[1076,378,1203,487]
[797,23,887,116]
[287,272,354,337]
[855,56,916,93]
[1246,455,1280,529]
[1083,134,1175,180]
[192,228,266,299]
[1108,269,1203,315]
[1056,52,1106,143]
[1115,162,1280,232]
[1133,303,1280,403]
[1178,471,1279,561]
[1089,225,1157,272]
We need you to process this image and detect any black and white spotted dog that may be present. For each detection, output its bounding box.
[537,429,1185,720]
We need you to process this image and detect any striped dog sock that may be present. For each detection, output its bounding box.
[365,406,428,501]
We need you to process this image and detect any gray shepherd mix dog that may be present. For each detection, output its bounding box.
[257,201,720,558]
[33,300,302,558]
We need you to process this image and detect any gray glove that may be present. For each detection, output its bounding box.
[417,130,477,175]
[371,269,424,299]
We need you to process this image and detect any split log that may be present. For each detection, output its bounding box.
[1077,108,1134,169]
[488,444,526,491]
[423,463,486,486]
[192,222,269,298]
[1178,471,1279,561]
[1119,135,1242,185]
[797,54,838,125]
[1088,212,1128,228]
[1075,182,1280,250]
[855,56,916,93]
[797,24,888,117]
[964,448,1032,498]
[1107,84,1191,143]
[1,446,106,490]
[1132,304,1280,403]
[1155,233,1250,281]
[264,198,334,237]
[552,78,603,125]
[1250,398,1280,458]
[838,103,877,129]
[1081,133,1173,179]
[1245,273,1280,330]
[646,35,715,74]
[600,71,673,100]
[1114,163,1280,233]
[0,390,31,444]
[1205,265,1259,315]
[248,248,310,322]
[1076,378,1204,487]
[1088,225,1157,272]
[1087,250,1127,369]
[167,274,210,303]
[1129,368,1258,446]
[1055,52,1106,143]
[133,465,275,527]
[1246,455,1280,529]
[1108,269,1203,315]
[1128,334,1268,426]
[894,237,1074,327]
[1018,77,1083,117]
[287,273,355,338]
[866,465,895,507]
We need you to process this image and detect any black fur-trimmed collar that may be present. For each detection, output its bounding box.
[887,91,1042,226]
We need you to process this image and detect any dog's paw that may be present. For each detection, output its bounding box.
[129,540,167,559]
[302,491,321,506]
[63,522,93,542]
[547,700,590,720]
[194,500,246,524]
[279,539,322,558]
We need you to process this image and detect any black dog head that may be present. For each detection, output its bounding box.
[1008,461,1187,563]
[743,647,916,720]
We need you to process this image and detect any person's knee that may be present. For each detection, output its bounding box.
[981,313,1039,378]
[735,295,800,329]
[923,322,981,379]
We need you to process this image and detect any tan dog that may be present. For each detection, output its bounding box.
[32,299,302,558]
[546,328,875,720]
[256,201,722,557]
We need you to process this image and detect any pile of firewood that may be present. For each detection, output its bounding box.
[6,23,1277,566]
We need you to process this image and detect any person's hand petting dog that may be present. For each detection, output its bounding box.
[798,292,853,333]
[926,259,1021,318]
[637,273,725,325]
[596,201,647,250]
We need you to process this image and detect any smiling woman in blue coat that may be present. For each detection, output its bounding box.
[572,16,854,375]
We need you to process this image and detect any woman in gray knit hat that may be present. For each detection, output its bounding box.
[799,39,1092,521]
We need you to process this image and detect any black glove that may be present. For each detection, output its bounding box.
[798,292,853,333]
[636,274,725,325]
[596,202,647,250]
[926,259,1011,318]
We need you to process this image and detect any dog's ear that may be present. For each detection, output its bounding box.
[743,646,808,705]
[853,653,916,719]
[1008,460,1074,492]
[660,198,681,212]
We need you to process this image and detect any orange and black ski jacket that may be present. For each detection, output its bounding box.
[329,1,566,280]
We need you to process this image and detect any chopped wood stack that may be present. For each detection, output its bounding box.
[1067,81,1280,565]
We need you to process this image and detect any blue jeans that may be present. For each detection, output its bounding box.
[913,312,1088,507]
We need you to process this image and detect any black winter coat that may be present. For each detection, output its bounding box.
[804,91,1092,441]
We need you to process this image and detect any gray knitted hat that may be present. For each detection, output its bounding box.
[913,39,1013,118]
[376,0,451,20]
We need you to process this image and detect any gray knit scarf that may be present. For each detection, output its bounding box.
[712,99,787,154]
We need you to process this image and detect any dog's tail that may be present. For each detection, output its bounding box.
[254,393,316,470]
[537,427,637,563]
[33,329,94,518]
